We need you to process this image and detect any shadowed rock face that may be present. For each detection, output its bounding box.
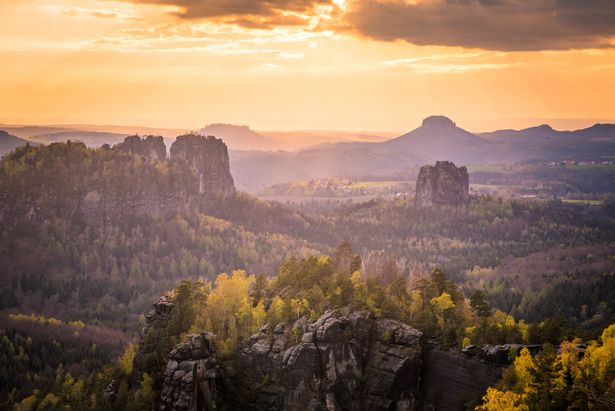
[114,135,167,160]
[156,308,423,411]
[238,308,423,411]
[159,333,222,411]
[415,161,469,207]
[144,302,534,411]
[170,135,235,195]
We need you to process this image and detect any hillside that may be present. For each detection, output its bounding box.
[200,123,278,150]
[1,138,614,410]
[0,130,31,157]
[28,131,131,147]
[231,116,615,192]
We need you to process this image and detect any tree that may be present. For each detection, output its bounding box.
[477,388,528,411]
[527,344,566,409]
[131,373,155,411]
[470,290,491,318]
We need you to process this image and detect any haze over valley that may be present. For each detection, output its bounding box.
[1,1,615,410]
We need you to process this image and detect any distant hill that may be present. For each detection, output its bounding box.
[230,116,615,192]
[0,130,31,157]
[200,124,277,151]
[0,126,75,139]
[377,116,491,163]
[28,131,130,147]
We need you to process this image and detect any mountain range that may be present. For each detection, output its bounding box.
[231,115,615,191]
[2,116,615,191]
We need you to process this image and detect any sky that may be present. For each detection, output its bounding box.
[1,0,615,132]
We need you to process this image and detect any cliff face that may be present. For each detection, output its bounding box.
[144,302,521,411]
[415,161,469,207]
[170,135,235,195]
[0,135,235,227]
[238,308,423,411]
[159,333,222,411]
[114,135,167,160]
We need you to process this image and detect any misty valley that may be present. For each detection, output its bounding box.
[0,116,614,411]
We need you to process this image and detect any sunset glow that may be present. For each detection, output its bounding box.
[1,0,614,131]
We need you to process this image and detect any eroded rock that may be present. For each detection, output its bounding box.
[415,161,469,207]
[114,135,167,160]
[170,135,235,195]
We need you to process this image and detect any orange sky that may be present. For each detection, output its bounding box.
[1,0,614,132]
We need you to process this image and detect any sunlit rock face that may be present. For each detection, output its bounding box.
[415,161,469,207]
[114,135,167,161]
[170,135,235,195]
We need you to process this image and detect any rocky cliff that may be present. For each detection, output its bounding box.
[170,135,235,195]
[415,161,469,207]
[143,301,527,411]
[0,134,236,227]
[114,135,167,160]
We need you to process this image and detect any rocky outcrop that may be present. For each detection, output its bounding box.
[159,308,423,411]
[159,333,223,411]
[415,161,469,207]
[131,294,175,387]
[170,135,235,195]
[421,116,456,128]
[114,135,167,160]
[461,343,543,365]
[151,306,547,411]
[420,349,502,410]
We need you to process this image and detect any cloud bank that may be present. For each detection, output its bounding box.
[120,0,615,51]
[125,0,340,28]
[346,0,615,51]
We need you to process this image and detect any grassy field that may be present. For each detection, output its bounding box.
[347,180,412,189]
[467,164,511,172]
[561,199,604,205]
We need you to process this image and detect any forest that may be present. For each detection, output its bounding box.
[0,142,614,410]
[2,244,613,410]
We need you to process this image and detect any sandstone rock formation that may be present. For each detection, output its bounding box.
[131,294,175,387]
[114,135,167,160]
[138,300,531,411]
[238,308,423,411]
[170,135,235,195]
[415,161,469,207]
[159,333,222,411]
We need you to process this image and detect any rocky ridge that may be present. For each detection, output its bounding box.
[136,296,534,411]
[114,135,167,160]
[0,134,236,226]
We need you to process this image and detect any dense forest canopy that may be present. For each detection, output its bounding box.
[0,142,614,410]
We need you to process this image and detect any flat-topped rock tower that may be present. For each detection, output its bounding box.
[416,161,469,207]
[170,134,235,195]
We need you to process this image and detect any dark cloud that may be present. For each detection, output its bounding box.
[127,0,336,28]
[345,0,615,51]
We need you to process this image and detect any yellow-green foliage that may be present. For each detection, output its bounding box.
[478,323,615,410]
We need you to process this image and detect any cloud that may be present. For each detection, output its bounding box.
[382,52,515,72]
[345,0,615,51]
[44,5,140,20]
[122,0,342,28]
